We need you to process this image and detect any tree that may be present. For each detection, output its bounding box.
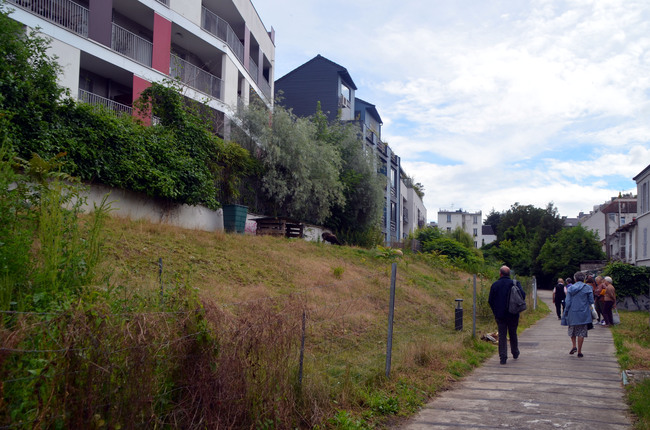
[537,225,605,281]
[484,202,564,278]
[0,5,66,157]
[234,99,344,225]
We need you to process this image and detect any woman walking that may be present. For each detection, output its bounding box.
[601,276,617,326]
[561,272,594,358]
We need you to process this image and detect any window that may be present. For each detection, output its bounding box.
[447,214,451,223]
[390,168,397,189]
[390,202,397,222]
[644,182,649,214]
[340,83,351,103]
[473,228,478,237]
[644,228,648,257]
[473,215,478,224]
[621,216,626,225]
[447,227,451,233]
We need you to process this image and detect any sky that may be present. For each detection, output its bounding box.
[252,0,650,222]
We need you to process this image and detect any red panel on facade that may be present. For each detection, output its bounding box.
[152,13,171,74]
[133,75,152,126]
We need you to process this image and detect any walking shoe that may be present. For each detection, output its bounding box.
[569,347,577,355]
[513,353,519,359]
[500,359,507,365]
[577,353,584,358]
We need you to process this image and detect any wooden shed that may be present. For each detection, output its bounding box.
[254,217,304,238]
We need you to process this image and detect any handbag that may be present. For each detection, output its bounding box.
[590,304,598,320]
[612,308,621,325]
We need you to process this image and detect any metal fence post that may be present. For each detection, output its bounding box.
[385,263,397,378]
[158,257,163,304]
[298,310,306,388]
[472,274,477,338]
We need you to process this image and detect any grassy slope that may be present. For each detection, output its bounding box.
[612,312,650,430]
[95,215,547,427]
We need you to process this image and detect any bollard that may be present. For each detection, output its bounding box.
[455,299,463,331]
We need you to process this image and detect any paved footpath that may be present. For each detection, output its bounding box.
[399,289,632,429]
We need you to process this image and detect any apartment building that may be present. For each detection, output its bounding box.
[632,165,650,266]
[5,0,275,137]
[400,174,426,238]
[438,209,483,248]
[579,196,637,260]
[274,55,406,244]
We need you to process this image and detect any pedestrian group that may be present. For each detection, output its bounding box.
[490,266,617,364]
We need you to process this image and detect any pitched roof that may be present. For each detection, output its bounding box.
[355,97,382,124]
[275,54,358,89]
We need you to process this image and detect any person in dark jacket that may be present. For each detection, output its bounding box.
[489,265,526,365]
[552,278,566,319]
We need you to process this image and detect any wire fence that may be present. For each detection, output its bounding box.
[0,258,536,428]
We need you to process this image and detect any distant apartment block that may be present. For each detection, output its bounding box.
[274,55,412,244]
[438,209,484,248]
[579,196,637,261]
[5,0,275,137]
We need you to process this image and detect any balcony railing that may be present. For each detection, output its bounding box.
[111,23,152,67]
[248,56,259,85]
[6,0,89,37]
[170,54,223,100]
[78,89,132,115]
[258,78,272,100]
[201,7,244,64]
[154,0,169,6]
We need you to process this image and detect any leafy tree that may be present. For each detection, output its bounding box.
[319,105,384,236]
[234,99,344,224]
[484,202,564,279]
[0,5,67,156]
[484,209,501,235]
[416,226,443,243]
[537,225,605,281]
[601,262,650,299]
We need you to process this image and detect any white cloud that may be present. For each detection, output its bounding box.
[254,0,650,221]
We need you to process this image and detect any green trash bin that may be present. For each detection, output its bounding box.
[222,204,248,233]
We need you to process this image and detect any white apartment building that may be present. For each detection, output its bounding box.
[579,196,637,260]
[400,177,426,238]
[633,165,650,266]
[4,0,275,137]
[438,209,483,248]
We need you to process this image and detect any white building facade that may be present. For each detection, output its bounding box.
[633,165,650,266]
[437,209,483,248]
[5,0,275,137]
[400,178,426,238]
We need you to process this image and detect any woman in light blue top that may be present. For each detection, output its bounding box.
[561,271,594,358]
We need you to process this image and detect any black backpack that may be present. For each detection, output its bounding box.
[555,284,566,302]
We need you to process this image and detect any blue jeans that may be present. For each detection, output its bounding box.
[496,314,520,360]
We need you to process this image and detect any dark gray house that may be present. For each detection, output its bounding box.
[275,54,357,122]
[274,55,402,244]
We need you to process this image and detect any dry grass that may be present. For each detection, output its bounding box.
[41,214,546,427]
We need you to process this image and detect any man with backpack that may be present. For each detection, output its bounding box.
[489,266,527,365]
[552,278,566,319]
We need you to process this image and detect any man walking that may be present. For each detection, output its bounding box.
[489,265,526,365]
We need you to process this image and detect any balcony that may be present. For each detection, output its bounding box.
[7,0,89,37]
[201,7,244,64]
[111,23,152,67]
[170,54,223,100]
[78,89,132,115]
[154,0,169,6]
[249,56,259,85]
